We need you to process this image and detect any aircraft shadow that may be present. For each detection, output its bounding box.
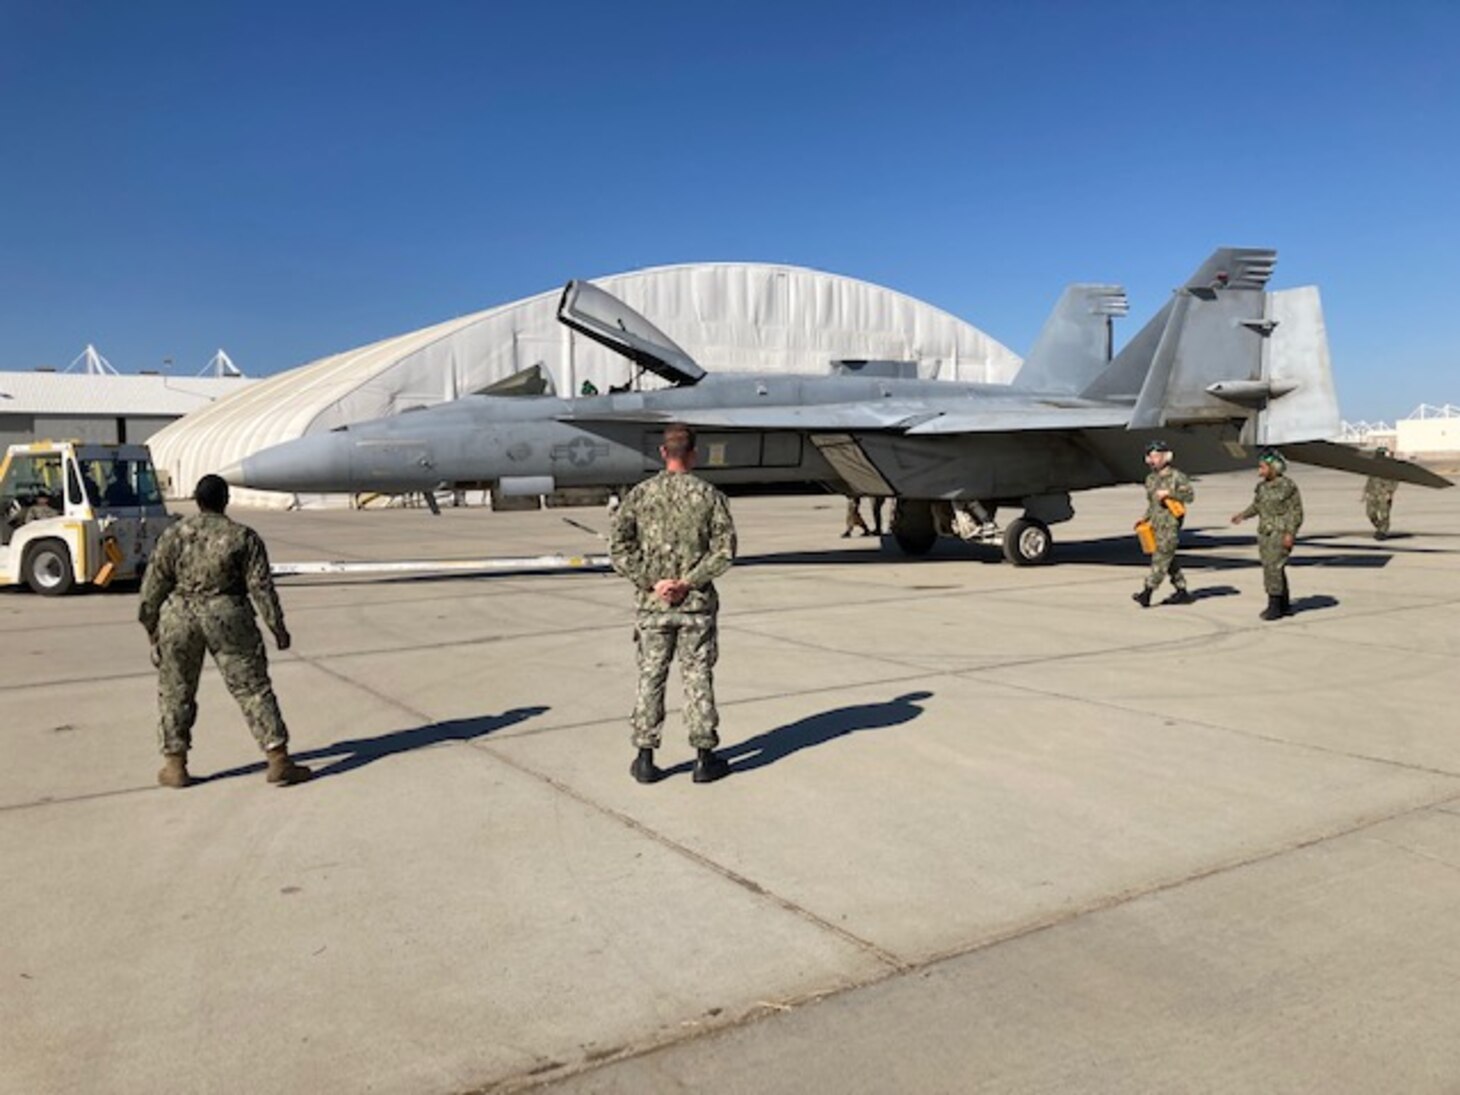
[662,690,933,778]
[738,531,1406,571]
[199,705,550,783]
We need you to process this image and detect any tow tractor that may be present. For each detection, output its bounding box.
[0,441,173,595]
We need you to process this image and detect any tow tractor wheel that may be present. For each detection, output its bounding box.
[24,539,76,596]
[1002,517,1052,566]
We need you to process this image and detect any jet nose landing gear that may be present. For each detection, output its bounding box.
[1001,517,1053,566]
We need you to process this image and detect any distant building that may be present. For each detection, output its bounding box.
[0,370,253,456]
[1397,404,1460,458]
[1339,420,1397,451]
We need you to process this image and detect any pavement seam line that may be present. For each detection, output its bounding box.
[296,652,911,975]
[974,673,1460,781]
[466,735,910,974]
[510,785,1460,1094]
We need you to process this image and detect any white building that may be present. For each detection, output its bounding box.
[149,263,1023,506]
[0,371,252,451]
[1397,404,1460,457]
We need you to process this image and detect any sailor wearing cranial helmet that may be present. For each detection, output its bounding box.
[1132,439,1195,608]
[1231,449,1304,620]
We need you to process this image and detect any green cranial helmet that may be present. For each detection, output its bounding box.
[1258,449,1287,471]
[1375,446,1391,457]
[1144,439,1172,455]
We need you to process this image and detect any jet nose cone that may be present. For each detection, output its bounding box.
[217,461,245,485]
[232,433,354,493]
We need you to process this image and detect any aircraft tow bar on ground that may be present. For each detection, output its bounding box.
[272,553,611,578]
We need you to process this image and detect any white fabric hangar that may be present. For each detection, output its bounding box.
[149,262,1023,507]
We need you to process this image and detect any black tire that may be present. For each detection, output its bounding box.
[889,499,938,556]
[892,530,937,556]
[1002,517,1053,566]
[24,539,76,596]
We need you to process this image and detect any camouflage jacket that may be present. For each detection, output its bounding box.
[1144,466,1195,527]
[138,513,285,636]
[610,471,737,614]
[1363,476,1398,503]
[1239,475,1304,537]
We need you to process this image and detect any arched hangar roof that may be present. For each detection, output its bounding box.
[148,262,1022,502]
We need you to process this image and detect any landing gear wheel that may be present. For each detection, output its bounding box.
[892,530,937,556]
[24,539,75,595]
[889,499,938,556]
[1002,517,1052,566]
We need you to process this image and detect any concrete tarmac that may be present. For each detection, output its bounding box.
[2,468,1458,1094]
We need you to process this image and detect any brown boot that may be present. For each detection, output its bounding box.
[265,747,313,786]
[157,753,192,788]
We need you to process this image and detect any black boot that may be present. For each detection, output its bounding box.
[1259,595,1283,621]
[1132,587,1153,608]
[692,748,730,784]
[1162,588,1194,606]
[630,747,662,784]
[1280,585,1292,616]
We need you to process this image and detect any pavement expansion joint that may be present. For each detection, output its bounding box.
[982,671,1460,781]
[511,784,1460,1093]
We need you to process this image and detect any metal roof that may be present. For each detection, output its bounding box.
[0,372,253,416]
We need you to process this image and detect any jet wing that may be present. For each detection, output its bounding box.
[558,399,1131,434]
[903,405,1131,433]
[1281,441,1453,488]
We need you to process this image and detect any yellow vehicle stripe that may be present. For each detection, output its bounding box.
[64,521,87,579]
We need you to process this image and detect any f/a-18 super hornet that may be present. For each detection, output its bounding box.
[224,248,1449,564]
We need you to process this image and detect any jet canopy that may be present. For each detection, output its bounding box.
[557,280,705,387]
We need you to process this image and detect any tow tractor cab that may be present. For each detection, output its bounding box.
[0,442,172,595]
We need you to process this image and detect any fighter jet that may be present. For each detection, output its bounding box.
[224,248,1450,564]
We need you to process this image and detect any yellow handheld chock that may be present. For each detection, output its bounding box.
[1135,520,1157,555]
[1163,498,1187,519]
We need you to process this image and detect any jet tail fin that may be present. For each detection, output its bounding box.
[1011,284,1128,394]
[1080,248,1281,404]
[1082,247,1342,445]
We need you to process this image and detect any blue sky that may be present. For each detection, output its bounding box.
[2,0,1456,420]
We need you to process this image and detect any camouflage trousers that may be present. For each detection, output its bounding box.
[1143,521,1186,592]
[154,596,289,755]
[630,610,719,750]
[1257,529,1292,597]
[1366,498,1392,535]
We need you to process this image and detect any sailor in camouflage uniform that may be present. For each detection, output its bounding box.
[1363,446,1398,540]
[610,425,737,784]
[138,474,311,788]
[1132,440,1195,607]
[1230,450,1304,621]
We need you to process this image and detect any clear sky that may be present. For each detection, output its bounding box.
[2,0,1456,421]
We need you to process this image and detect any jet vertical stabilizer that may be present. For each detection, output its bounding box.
[1083,248,1281,410]
[1012,284,1128,394]
[1246,286,1340,445]
[1126,248,1281,429]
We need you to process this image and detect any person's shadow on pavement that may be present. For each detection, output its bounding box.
[665,691,933,777]
[202,705,549,783]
